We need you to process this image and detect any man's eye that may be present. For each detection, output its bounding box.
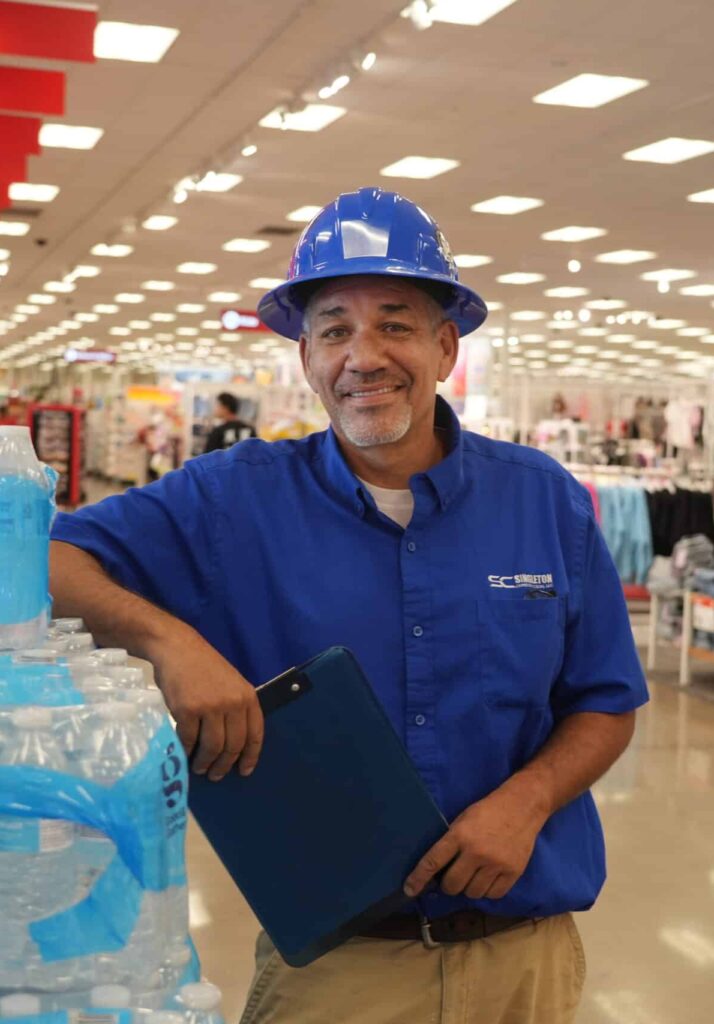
[322,327,349,340]
[384,323,410,333]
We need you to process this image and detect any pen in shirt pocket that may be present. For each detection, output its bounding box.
[524,588,558,599]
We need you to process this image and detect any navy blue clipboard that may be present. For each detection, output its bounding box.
[188,646,449,967]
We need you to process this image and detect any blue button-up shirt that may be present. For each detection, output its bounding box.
[52,398,648,919]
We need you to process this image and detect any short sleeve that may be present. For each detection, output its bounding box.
[551,505,649,718]
[50,464,216,630]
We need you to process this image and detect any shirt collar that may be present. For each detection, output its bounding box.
[319,395,465,515]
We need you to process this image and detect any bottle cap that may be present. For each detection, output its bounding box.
[50,617,85,634]
[0,994,42,1016]
[93,648,129,666]
[102,666,146,686]
[65,633,95,651]
[179,983,222,1011]
[90,985,132,1008]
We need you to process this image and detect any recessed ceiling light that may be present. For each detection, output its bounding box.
[533,73,648,109]
[640,268,696,282]
[677,327,708,337]
[94,21,179,62]
[607,334,635,343]
[177,263,216,274]
[15,305,39,315]
[680,284,714,296]
[380,156,460,179]
[195,172,242,193]
[548,340,575,349]
[430,0,518,25]
[249,277,285,289]
[657,345,680,354]
[496,272,545,285]
[510,310,547,321]
[574,345,599,354]
[471,195,544,215]
[541,225,607,242]
[28,294,56,305]
[68,265,101,279]
[259,103,346,132]
[44,281,75,293]
[176,304,206,313]
[579,327,609,336]
[701,336,714,345]
[74,313,99,323]
[586,299,627,310]
[93,304,119,314]
[142,280,175,291]
[487,301,503,310]
[208,291,242,302]
[115,293,145,303]
[142,215,178,231]
[39,124,104,150]
[201,320,221,330]
[595,250,656,264]
[651,319,687,329]
[545,286,589,298]
[453,254,492,268]
[9,183,59,203]
[623,137,714,164]
[109,327,131,336]
[150,313,176,322]
[632,340,658,349]
[0,221,30,236]
[176,327,199,336]
[128,320,151,329]
[286,205,323,223]
[549,354,571,363]
[91,243,133,257]
[222,238,271,253]
[687,188,714,204]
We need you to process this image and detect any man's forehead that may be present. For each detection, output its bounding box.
[310,275,426,310]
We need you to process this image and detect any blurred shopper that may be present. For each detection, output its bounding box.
[204,392,256,453]
[50,188,647,1024]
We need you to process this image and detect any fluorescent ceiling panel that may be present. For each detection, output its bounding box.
[454,254,492,268]
[39,124,104,149]
[286,205,322,222]
[541,225,607,242]
[471,195,543,215]
[595,250,656,264]
[176,304,206,313]
[640,268,695,282]
[93,304,119,313]
[688,188,714,203]
[195,172,242,193]
[114,293,145,303]
[28,294,55,304]
[9,183,59,202]
[222,238,271,253]
[142,280,175,291]
[94,22,179,63]
[430,0,518,25]
[44,281,75,293]
[651,319,687,329]
[496,272,545,284]
[380,156,460,179]
[623,137,714,164]
[545,286,590,298]
[680,284,714,296]
[208,291,242,302]
[510,310,547,320]
[0,221,29,236]
[250,278,285,289]
[177,263,217,274]
[142,215,177,231]
[677,327,708,336]
[91,244,133,257]
[259,104,346,132]
[533,73,648,109]
[585,298,627,309]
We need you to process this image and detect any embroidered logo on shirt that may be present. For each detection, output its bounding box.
[488,573,554,589]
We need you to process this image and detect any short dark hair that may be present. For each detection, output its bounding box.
[217,392,239,415]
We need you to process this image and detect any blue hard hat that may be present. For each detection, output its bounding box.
[257,187,488,340]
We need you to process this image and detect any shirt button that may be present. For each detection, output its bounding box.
[415,714,426,726]
[412,625,423,637]
[407,541,417,553]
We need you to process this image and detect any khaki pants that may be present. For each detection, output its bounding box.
[239,913,586,1024]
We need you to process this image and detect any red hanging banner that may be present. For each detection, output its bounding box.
[0,181,10,210]
[0,150,28,183]
[0,65,64,115]
[0,1,96,63]
[0,112,41,153]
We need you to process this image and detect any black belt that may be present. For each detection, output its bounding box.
[358,909,535,948]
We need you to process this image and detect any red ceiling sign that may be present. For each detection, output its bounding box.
[0,1,96,62]
[0,65,64,115]
[0,112,40,152]
[219,309,269,332]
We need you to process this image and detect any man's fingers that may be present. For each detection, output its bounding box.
[404,833,459,897]
[192,713,226,775]
[207,713,247,781]
[439,854,479,897]
[465,868,503,901]
[237,697,265,777]
[480,874,517,901]
[175,712,200,757]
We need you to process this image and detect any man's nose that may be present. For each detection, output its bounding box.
[344,329,387,373]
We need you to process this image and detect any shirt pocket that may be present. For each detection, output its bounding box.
[479,596,565,709]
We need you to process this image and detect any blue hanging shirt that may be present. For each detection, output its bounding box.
[51,397,648,920]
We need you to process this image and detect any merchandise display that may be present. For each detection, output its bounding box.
[28,407,84,508]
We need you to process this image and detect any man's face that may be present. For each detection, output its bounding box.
[299,277,458,451]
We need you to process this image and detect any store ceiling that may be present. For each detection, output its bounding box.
[3,0,714,382]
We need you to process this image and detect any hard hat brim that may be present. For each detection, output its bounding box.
[257,263,489,341]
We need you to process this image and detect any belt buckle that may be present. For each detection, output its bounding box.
[420,916,441,950]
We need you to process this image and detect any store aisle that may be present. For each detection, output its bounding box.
[186,676,714,1023]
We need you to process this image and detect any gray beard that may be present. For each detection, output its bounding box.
[337,406,412,448]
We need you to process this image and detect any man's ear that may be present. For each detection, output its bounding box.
[299,336,318,394]
[437,320,459,383]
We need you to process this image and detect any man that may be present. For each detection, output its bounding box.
[203,391,256,453]
[50,187,648,1024]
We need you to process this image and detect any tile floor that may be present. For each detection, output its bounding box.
[185,635,714,1023]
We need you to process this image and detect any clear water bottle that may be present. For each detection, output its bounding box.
[91,649,129,667]
[90,984,132,1008]
[0,426,55,651]
[50,618,85,635]
[177,983,224,1024]
[64,633,96,654]
[121,689,166,733]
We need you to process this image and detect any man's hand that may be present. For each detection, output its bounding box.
[403,780,548,901]
[151,632,264,782]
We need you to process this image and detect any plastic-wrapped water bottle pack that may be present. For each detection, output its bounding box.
[0,623,225,1024]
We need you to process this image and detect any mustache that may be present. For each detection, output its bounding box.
[335,373,409,396]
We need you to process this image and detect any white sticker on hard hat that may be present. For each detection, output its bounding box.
[341,220,389,260]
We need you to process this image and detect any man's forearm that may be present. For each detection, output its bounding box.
[49,539,196,662]
[501,710,636,822]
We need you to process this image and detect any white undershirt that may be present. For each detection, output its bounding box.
[358,477,414,529]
